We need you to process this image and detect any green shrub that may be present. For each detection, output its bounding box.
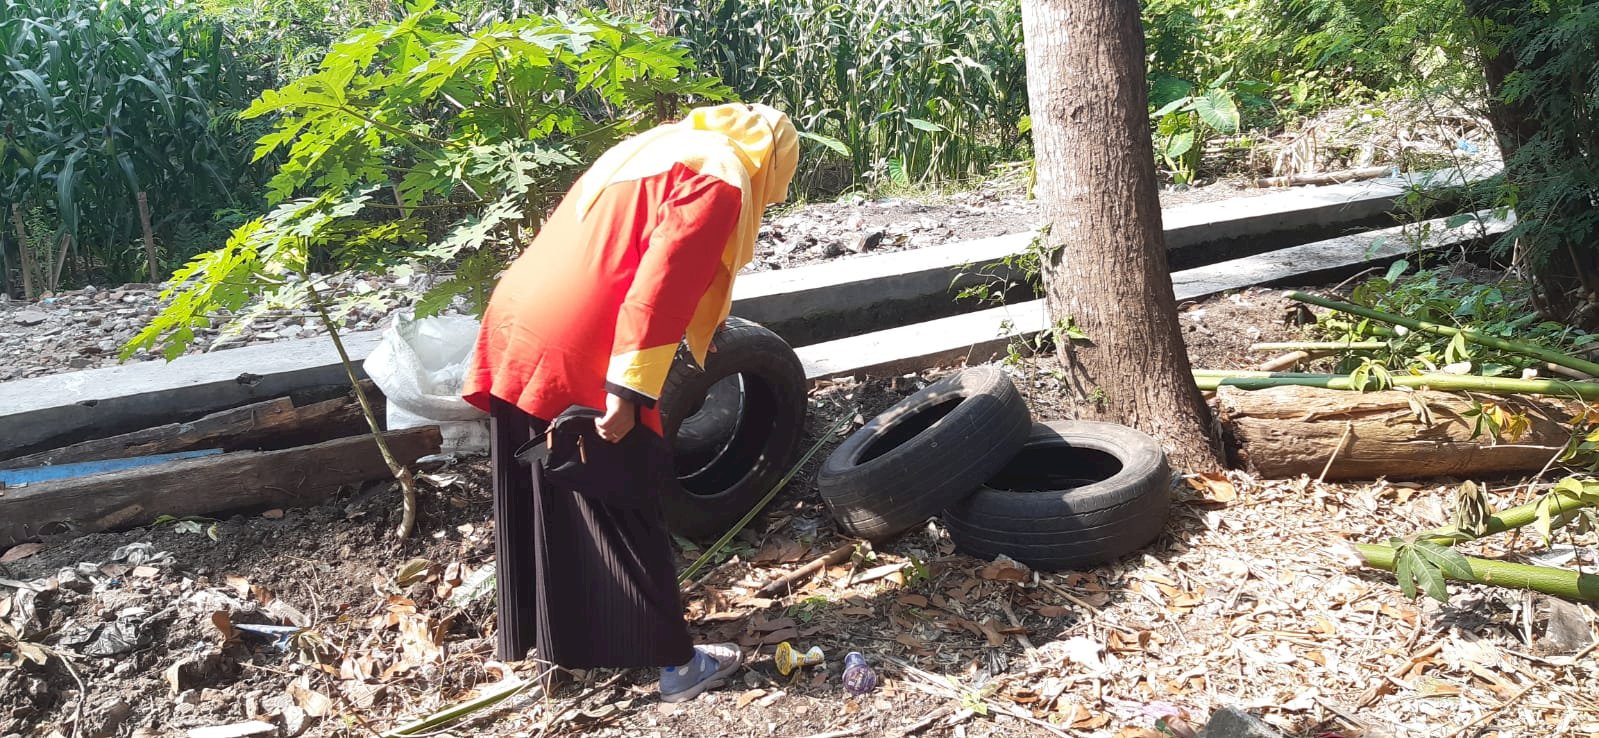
[126,1,726,359]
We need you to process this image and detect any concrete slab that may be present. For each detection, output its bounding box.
[735,165,1495,344]
[0,331,381,459]
[796,212,1511,382]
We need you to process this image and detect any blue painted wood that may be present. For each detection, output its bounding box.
[0,449,224,486]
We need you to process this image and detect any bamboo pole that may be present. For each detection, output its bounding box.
[0,228,12,298]
[10,204,35,299]
[1355,543,1599,601]
[50,234,73,292]
[1250,341,1386,352]
[136,191,161,283]
[1412,492,1595,544]
[1290,291,1599,377]
[1193,370,1599,401]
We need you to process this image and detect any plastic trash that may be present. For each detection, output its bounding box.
[842,652,877,696]
[365,310,489,454]
[774,641,824,676]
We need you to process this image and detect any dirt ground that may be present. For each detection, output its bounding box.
[6,282,1597,738]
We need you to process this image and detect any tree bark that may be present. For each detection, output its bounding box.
[1217,385,1575,481]
[1020,0,1220,471]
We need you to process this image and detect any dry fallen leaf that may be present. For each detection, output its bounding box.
[737,689,767,709]
[223,574,251,599]
[1186,471,1237,503]
[1037,605,1070,618]
[0,542,44,564]
[896,594,929,608]
[210,611,239,646]
[289,678,333,717]
[980,555,1030,583]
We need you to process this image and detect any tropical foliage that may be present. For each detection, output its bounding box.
[125,1,725,359]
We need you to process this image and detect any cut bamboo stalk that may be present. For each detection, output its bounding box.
[1194,370,1599,401]
[1414,492,1594,543]
[10,204,35,299]
[1290,291,1599,377]
[1256,350,1312,372]
[1250,341,1386,352]
[136,191,160,283]
[1355,542,1599,601]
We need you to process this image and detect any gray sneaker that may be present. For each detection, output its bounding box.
[659,643,743,703]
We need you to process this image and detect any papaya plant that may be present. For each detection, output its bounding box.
[123,1,727,538]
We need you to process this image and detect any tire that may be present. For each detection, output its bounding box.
[942,420,1172,571]
[672,374,744,472]
[816,366,1031,542]
[659,318,809,540]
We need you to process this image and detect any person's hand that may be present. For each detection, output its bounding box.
[597,392,636,443]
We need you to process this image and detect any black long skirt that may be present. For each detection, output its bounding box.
[489,397,694,671]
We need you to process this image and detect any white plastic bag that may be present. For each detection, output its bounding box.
[365,311,490,454]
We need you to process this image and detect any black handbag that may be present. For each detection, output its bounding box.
[512,405,674,510]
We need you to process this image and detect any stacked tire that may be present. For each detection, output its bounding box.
[815,366,1174,571]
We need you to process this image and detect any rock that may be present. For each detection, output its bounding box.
[185,721,277,738]
[1535,595,1594,655]
[279,705,309,738]
[822,242,849,258]
[12,310,49,327]
[851,230,885,253]
[1202,707,1284,738]
[279,324,305,339]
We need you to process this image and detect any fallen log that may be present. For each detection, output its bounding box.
[0,427,441,547]
[0,392,379,470]
[1217,384,1578,480]
[1252,166,1393,188]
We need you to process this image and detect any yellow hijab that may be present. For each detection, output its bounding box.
[573,103,800,366]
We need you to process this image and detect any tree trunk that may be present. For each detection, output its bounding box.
[1464,0,1599,323]
[1020,0,1220,471]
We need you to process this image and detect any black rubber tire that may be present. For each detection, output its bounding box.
[816,366,1031,542]
[942,420,1172,571]
[672,374,744,471]
[658,318,809,540]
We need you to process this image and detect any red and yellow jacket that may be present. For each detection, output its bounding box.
[462,105,798,433]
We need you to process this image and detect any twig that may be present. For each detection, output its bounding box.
[757,543,856,598]
[796,728,862,738]
[891,704,955,737]
[848,562,908,587]
[1355,640,1443,709]
[1317,421,1355,484]
[56,652,87,738]
[1446,681,1535,738]
[1000,599,1039,665]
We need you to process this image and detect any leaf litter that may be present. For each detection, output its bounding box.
[3,289,1599,737]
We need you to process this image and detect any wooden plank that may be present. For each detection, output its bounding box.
[0,392,378,470]
[1217,385,1575,481]
[0,427,441,548]
[0,449,223,486]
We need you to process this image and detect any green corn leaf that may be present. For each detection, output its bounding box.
[905,117,946,132]
[798,130,851,157]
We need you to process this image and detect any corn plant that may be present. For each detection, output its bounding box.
[665,0,1028,192]
[0,0,266,287]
